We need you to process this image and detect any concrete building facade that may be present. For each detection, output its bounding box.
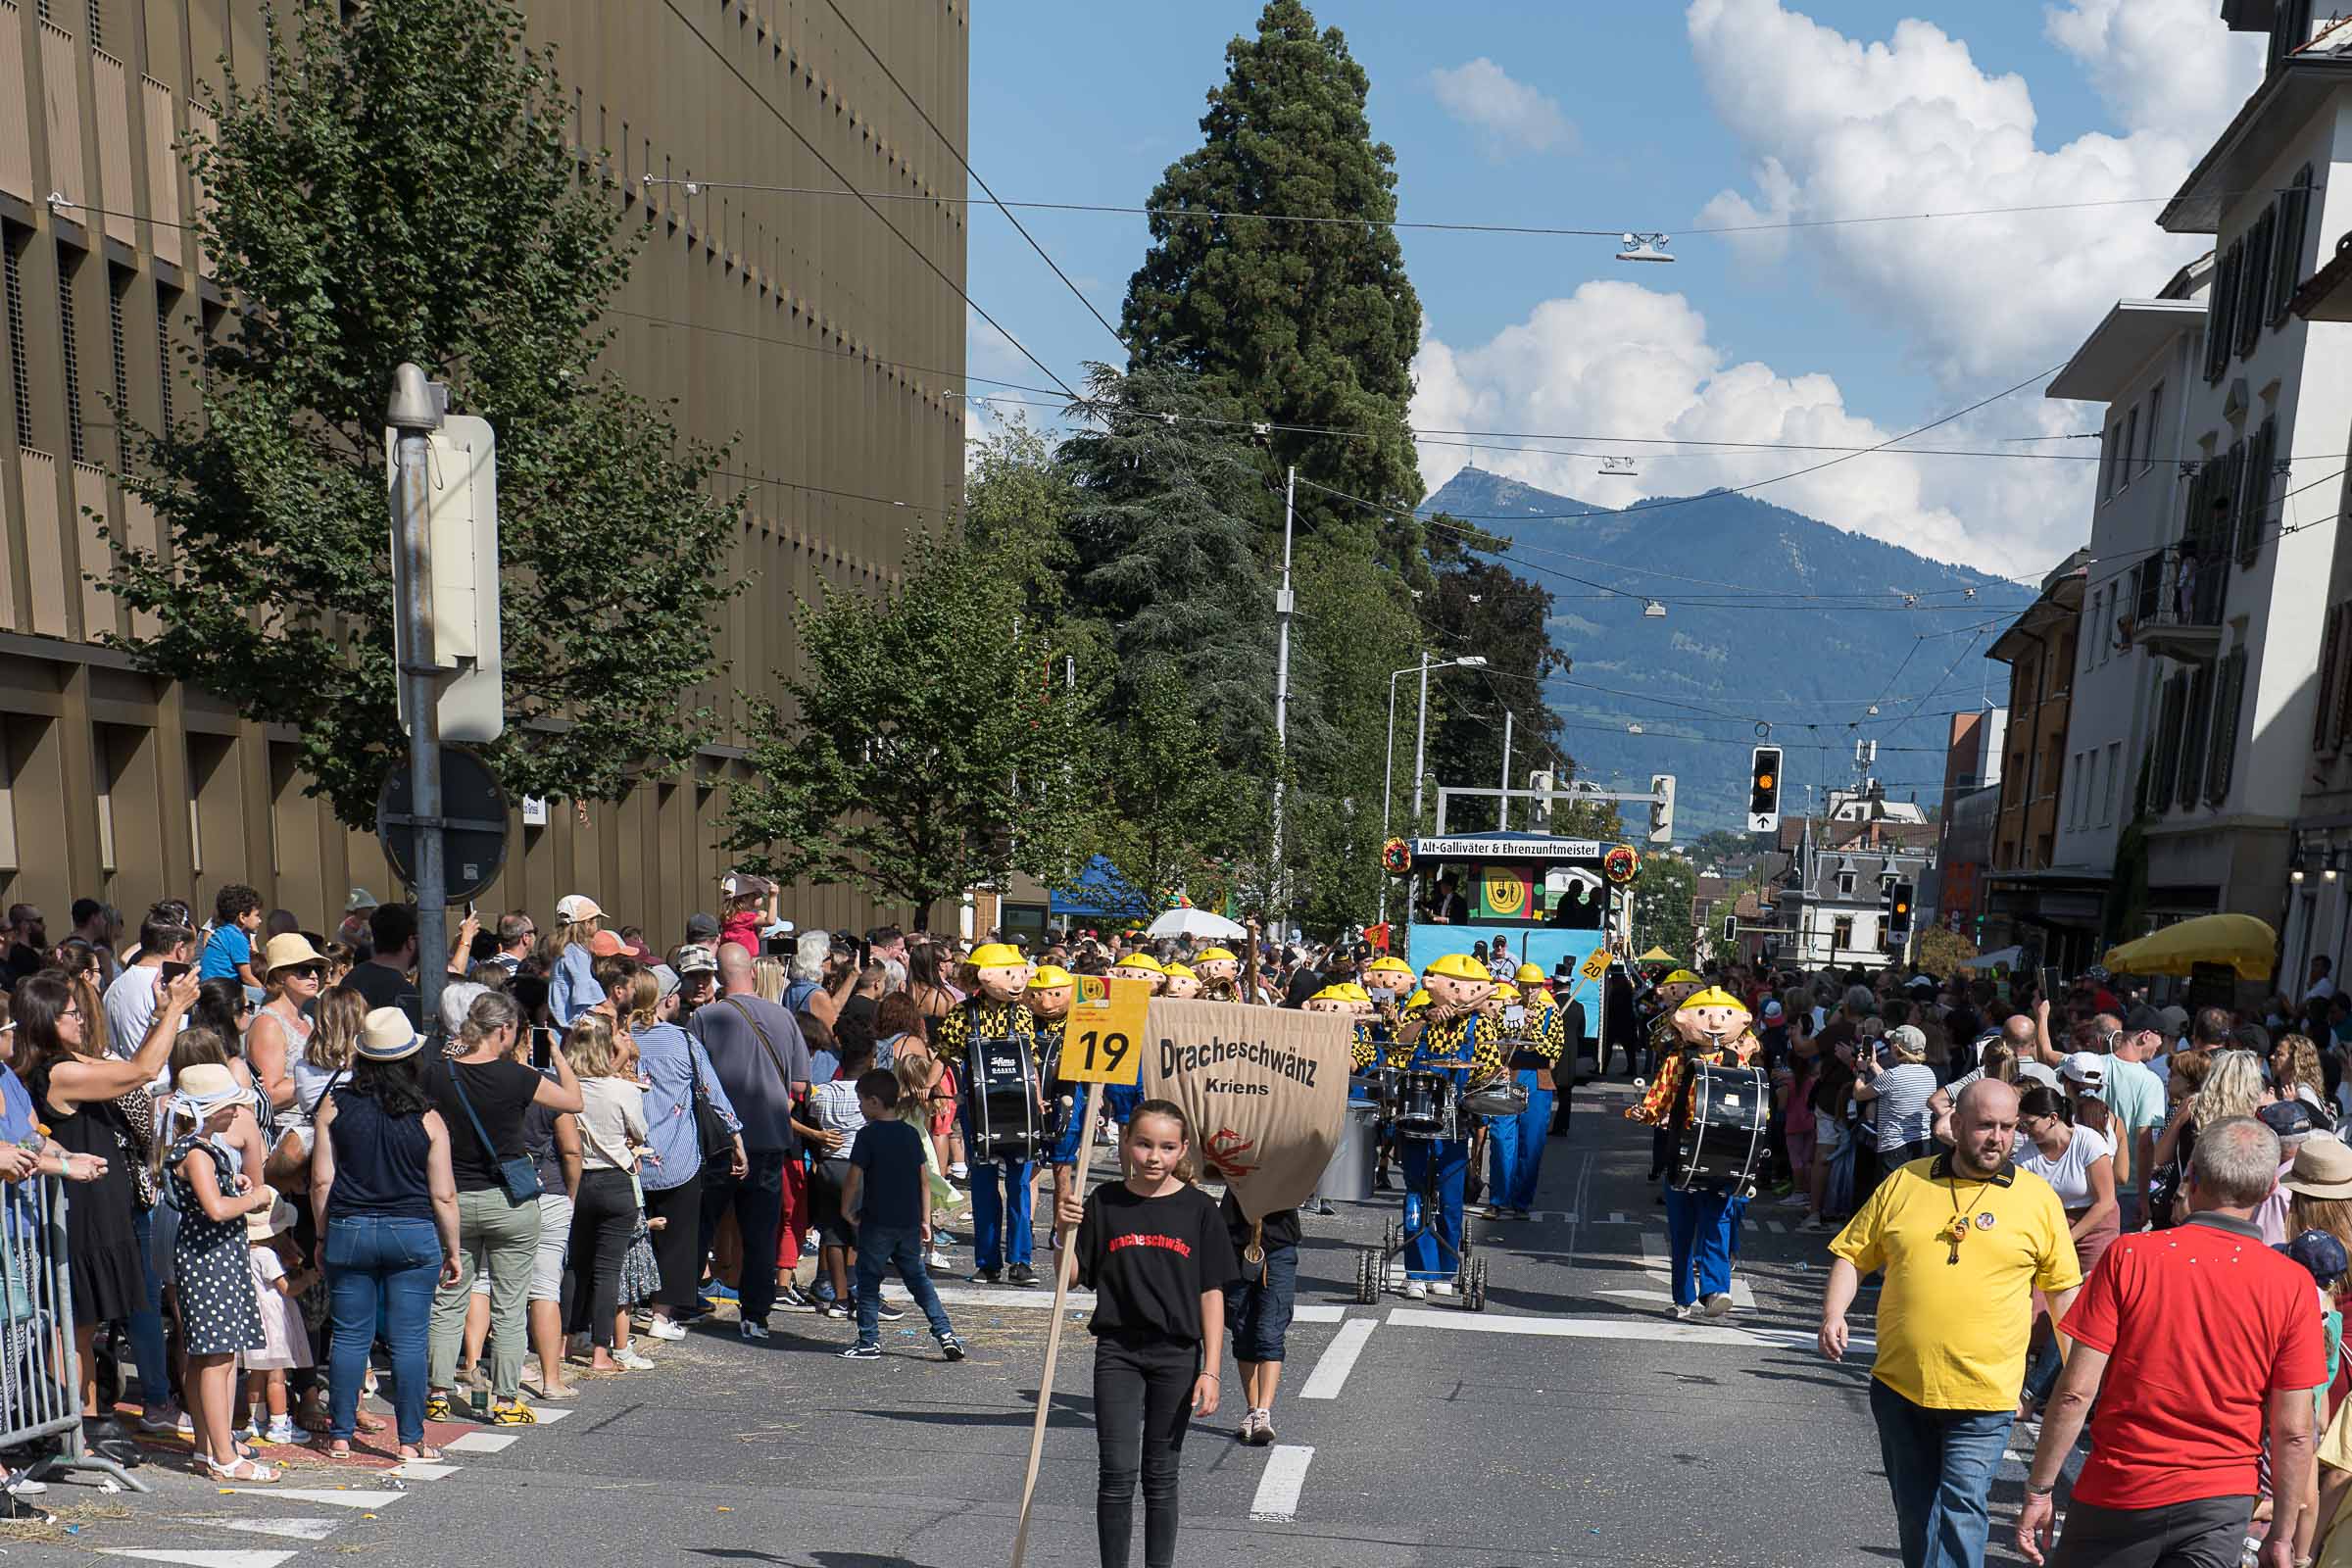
[0,0,970,939]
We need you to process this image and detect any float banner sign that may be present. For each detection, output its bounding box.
[1411,837,1603,861]
[1139,999,1349,1223]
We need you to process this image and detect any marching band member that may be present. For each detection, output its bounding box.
[1627,986,1760,1320]
[932,943,1043,1286]
[1359,956,1415,1031]
[1029,964,1084,1251]
[1481,963,1568,1220]
[1102,954,1166,1131]
[1192,946,1243,1003]
[1385,954,1500,1299]
[1642,968,1707,1183]
[1160,962,1201,1000]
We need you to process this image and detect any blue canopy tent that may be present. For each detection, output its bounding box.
[1050,855,1151,922]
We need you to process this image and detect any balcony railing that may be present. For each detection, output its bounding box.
[2124,546,2228,662]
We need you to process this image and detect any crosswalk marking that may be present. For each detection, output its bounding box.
[98,1550,301,1568]
[1639,1232,1757,1308]
[443,1432,519,1453]
[1249,1445,1315,1522]
[175,1517,344,1543]
[220,1487,410,1509]
[389,1460,460,1480]
[1298,1318,1377,1400]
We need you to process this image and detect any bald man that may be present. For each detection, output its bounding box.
[1823,1078,2082,1568]
[687,944,815,1339]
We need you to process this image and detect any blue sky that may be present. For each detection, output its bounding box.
[963,1,2267,575]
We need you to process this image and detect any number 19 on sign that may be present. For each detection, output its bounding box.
[1061,976,1150,1087]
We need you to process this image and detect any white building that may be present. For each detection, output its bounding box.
[2048,3,2349,955]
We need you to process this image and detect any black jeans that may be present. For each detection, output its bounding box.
[1094,1332,1199,1568]
[564,1168,637,1348]
[643,1174,704,1313]
[698,1150,786,1325]
[2047,1494,2256,1568]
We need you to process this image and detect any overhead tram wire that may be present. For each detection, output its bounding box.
[654,0,1083,403]
[812,0,1130,357]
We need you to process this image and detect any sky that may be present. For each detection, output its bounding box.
[962,0,2269,578]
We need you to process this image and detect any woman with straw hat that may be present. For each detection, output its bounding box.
[248,933,328,1132]
[310,1007,462,1461]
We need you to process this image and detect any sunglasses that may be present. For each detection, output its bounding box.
[282,965,324,980]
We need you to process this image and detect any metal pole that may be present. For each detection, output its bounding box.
[1497,708,1513,832]
[1269,466,1296,920]
[390,363,448,1037]
[1408,652,1432,928]
[1379,668,1401,929]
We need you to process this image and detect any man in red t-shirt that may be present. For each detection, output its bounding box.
[2017,1115,2323,1568]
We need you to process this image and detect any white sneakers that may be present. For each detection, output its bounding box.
[1238,1408,1276,1446]
[645,1317,689,1342]
[1701,1293,1735,1319]
[1403,1280,1429,1300]
[1430,1281,1457,1298]
[739,1318,770,1342]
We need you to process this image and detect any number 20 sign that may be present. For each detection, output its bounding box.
[1061,975,1151,1087]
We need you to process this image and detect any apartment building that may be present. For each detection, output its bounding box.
[1984,556,2095,969]
[0,0,970,938]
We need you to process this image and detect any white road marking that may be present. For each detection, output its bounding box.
[176,1519,343,1543]
[1639,1232,1756,1308]
[1291,1303,1348,1323]
[1249,1444,1315,1522]
[221,1488,410,1509]
[389,1461,460,1481]
[525,1405,573,1424]
[1298,1317,1377,1400]
[1606,1211,1627,1224]
[1385,1307,1867,1353]
[99,1552,301,1568]
[443,1431,519,1453]
[894,1282,1099,1311]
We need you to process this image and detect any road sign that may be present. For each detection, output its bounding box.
[377,745,511,904]
[1060,976,1151,1086]
[389,414,504,743]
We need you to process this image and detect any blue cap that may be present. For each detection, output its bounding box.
[2277,1228,2350,1286]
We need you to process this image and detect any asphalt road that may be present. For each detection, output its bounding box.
[0,1080,2065,1567]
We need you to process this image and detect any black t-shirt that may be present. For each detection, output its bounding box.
[847,1118,927,1233]
[1221,1189,1299,1253]
[427,1056,543,1192]
[1077,1183,1241,1343]
[343,962,420,1029]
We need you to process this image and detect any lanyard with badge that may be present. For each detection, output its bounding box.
[1944,1174,1994,1264]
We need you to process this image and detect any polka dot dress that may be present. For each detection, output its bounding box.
[167,1138,264,1358]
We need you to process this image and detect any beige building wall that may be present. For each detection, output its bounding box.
[0,0,968,941]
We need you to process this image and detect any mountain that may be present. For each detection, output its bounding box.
[1419,466,2023,837]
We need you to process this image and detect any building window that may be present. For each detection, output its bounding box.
[105,264,128,471]
[155,283,175,430]
[2121,407,2139,488]
[1837,870,1855,898]
[2102,422,2122,496]
[58,259,85,465]
[3,229,28,450]
[2143,383,2163,474]
[84,0,100,47]
[2275,166,2315,328]
[1833,915,1854,953]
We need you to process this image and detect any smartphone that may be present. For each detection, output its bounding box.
[2041,965,2064,1004]
[160,960,190,985]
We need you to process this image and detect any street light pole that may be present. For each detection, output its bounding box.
[1269,466,1296,922]
[1378,653,1485,930]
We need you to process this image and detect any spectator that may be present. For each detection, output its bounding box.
[102,911,192,1067]
[2256,1101,2322,1246]
[310,1006,460,1462]
[2017,1116,2320,1568]
[838,964,888,1043]
[246,934,328,1123]
[346,904,421,1023]
[548,895,607,1027]
[2152,1048,2273,1228]
[1856,1024,1938,1175]
[2311,956,2338,1006]
[631,966,743,1339]
[21,968,195,1455]
[1820,1079,2082,1568]
[69,900,121,986]
[688,943,813,1340]
[161,1062,278,1481]
[672,944,719,1019]
[200,884,267,994]
[2278,1033,2333,1123]
[489,912,535,975]
[3,904,47,990]
[2102,1006,2170,1232]
[333,889,378,954]
[562,1013,647,1372]
[839,1066,962,1363]
[423,988,578,1424]
[807,1040,872,1318]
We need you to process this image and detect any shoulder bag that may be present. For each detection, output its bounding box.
[445,1058,541,1204]
[685,1042,736,1176]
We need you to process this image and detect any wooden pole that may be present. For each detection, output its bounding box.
[1008,1077,1103,1568]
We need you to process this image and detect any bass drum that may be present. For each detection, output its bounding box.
[1673,1059,1770,1195]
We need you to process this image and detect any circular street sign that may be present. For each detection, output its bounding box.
[376,746,512,904]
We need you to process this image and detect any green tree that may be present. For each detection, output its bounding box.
[1631,853,1699,965]
[105,0,738,824]
[1419,528,1574,814]
[1121,0,1425,576]
[1102,662,1265,910]
[964,414,1083,634]
[1915,924,1979,979]
[721,532,1102,931]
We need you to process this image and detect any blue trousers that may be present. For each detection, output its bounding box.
[1400,1137,1467,1280]
[1662,1186,1745,1306]
[1485,1072,1553,1211]
[1869,1377,2011,1568]
[128,1205,172,1407]
[853,1226,954,1348]
[969,1159,1036,1271]
[323,1214,440,1446]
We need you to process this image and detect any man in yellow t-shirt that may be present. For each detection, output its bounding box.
[1819,1078,2081,1568]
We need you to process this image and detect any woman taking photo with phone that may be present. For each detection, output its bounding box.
[1055,1100,1241,1568]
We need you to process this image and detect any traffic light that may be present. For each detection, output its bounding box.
[1886,881,1915,949]
[1648,773,1676,845]
[1722,913,1738,947]
[1747,746,1783,832]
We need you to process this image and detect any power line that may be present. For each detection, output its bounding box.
[655,0,1082,403]
[811,0,1128,355]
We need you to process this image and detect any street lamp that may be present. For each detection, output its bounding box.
[1381,653,1488,926]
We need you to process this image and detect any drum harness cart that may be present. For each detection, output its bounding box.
[1354,1017,1491,1311]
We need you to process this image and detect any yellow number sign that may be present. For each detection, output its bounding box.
[1580,948,1611,981]
[1061,975,1150,1086]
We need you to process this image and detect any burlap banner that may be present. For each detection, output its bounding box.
[1139,998,1350,1222]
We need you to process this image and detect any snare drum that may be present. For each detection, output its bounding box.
[1462,1071,1531,1119]
[1395,1069,1454,1140]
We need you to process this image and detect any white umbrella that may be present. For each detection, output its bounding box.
[1961,945,2025,972]
[1144,907,1248,942]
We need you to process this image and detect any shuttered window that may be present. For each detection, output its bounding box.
[2208,646,2247,806]
[2275,165,2316,326]
[2207,240,2243,382]
[2238,416,2276,566]
[2240,204,2276,358]
[2152,674,2187,812]
[2318,604,2346,754]
[2179,663,2214,808]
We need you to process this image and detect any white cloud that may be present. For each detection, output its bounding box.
[1683,0,2263,383]
[1430,58,1576,159]
[1410,281,2087,575]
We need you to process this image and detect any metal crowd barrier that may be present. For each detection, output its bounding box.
[0,1173,148,1494]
